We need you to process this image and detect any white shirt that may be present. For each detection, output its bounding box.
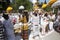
[9,14,19,24]
[41,16,49,26]
[31,15,39,25]
[0,16,5,23]
[48,14,55,20]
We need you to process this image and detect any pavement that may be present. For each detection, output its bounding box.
[42,30,60,40]
[14,23,60,40]
[29,30,60,40]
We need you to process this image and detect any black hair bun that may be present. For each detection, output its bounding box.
[3,14,9,20]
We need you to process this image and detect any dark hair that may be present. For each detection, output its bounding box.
[44,13,48,17]
[3,14,9,20]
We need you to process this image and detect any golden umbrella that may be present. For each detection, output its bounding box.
[6,6,13,13]
[42,4,47,9]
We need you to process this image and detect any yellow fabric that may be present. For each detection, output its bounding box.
[14,28,21,33]
[22,24,28,30]
[42,4,47,8]
[23,16,27,23]
[21,16,28,30]
[20,16,27,23]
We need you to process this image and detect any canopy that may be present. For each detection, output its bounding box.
[52,1,60,8]
[47,0,57,6]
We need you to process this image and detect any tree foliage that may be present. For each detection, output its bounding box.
[43,6,53,12]
[11,0,33,11]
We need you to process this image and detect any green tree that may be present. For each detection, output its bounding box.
[43,6,53,12]
[11,0,33,11]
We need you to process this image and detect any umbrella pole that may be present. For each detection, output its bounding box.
[53,8,54,13]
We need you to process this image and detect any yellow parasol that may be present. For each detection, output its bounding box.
[6,6,13,13]
[6,7,13,11]
[42,4,47,9]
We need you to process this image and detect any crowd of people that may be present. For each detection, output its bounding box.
[0,9,60,40]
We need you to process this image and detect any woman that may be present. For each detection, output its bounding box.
[42,13,49,34]
[3,14,15,40]
[29,11,40,40]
